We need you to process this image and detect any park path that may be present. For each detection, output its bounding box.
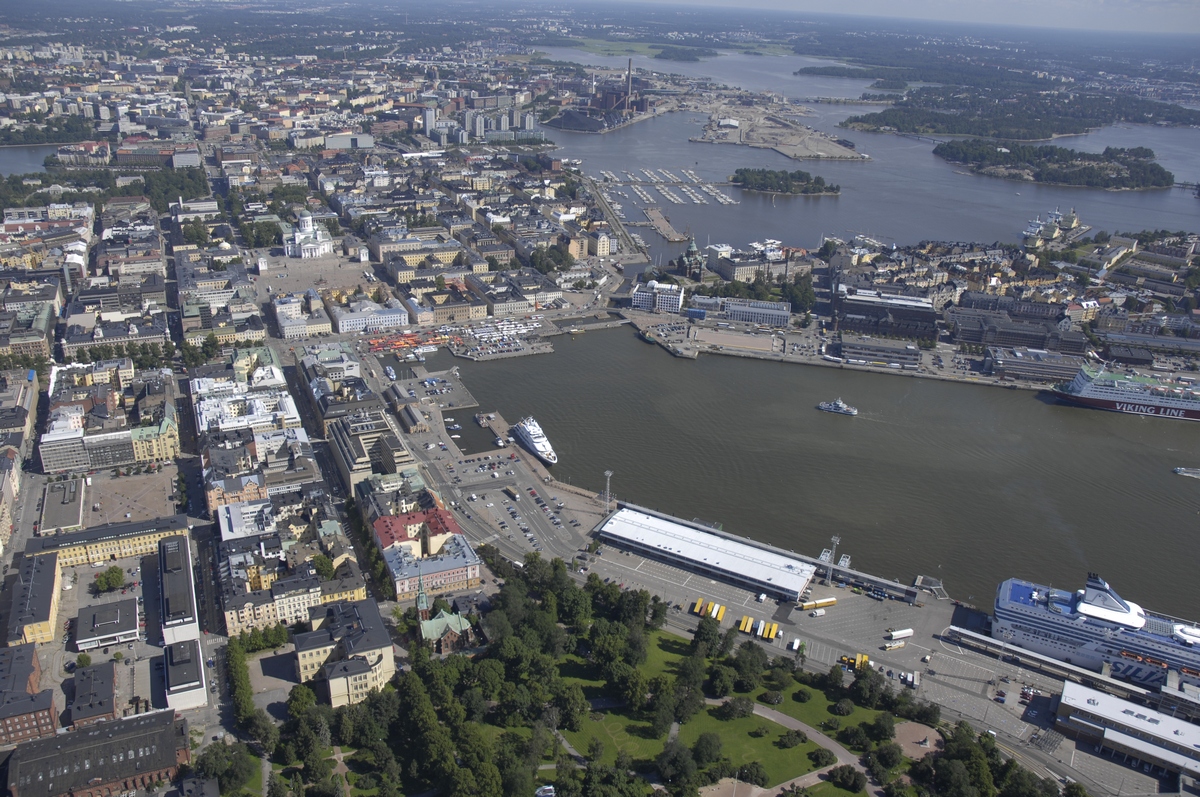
[330,746,352,797]
[699,699,884,797]
[260,754,271,797]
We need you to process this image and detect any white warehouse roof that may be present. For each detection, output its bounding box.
[598,507,815,600]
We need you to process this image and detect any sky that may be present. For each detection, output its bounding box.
[641,0,1200,34]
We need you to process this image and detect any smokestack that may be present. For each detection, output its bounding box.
[627,58,633,111]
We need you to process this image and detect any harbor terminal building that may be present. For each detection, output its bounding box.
[596,506,816,601]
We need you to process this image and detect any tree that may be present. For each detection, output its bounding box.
[267,774,289,797]
[76,652,92,668]
[716,696,754,720]
[310,555,335,581]
[809,748,838,768]
[247,708,280,755]
[870,712,896,741]
[96,566,124,592]
[692,615,721,655]
[833,698,855,716]
[1064,784,1091,797]
[828,765,867,793]
[196,742,258,794]
[201,333,221,361]
[740,762,769,787]
[708,664,735,698]
[692,732,723,766]
[655,739,696,785]
[288,684,317,717]
[779,729,808,749]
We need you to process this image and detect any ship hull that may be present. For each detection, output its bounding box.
[1049,389,1200,421]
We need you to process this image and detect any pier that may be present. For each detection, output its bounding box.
[643,206,687,242]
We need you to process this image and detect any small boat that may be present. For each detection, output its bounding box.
[450,434,461,439]
[494,437,507,447]
[817,398,858,416]
[385,366,396,380]
[1173,467,1200,479]
[447,424,461,431]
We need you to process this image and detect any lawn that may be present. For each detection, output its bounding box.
[676,707,819,788]
[768,684,883,734]
[245,752,264,796]
[558,630,692,700]
[560,706,663,770]
[808,780,869,797]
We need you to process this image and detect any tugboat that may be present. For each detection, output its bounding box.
[817,398,858,416]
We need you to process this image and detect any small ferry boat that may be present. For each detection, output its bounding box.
[817,398,858,416]
[1173,467,1200,479]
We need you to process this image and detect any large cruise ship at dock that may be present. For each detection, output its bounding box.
[994,574,1200,688]
[513,417,558,465]
[1050,365,1200,421]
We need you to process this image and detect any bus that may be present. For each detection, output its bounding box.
[704,601,714,617]
[693,597,705,615]
[709,602,720,618]
[800,597,837,611]
[739,615,753,633]
[767,623,779,641]
[716,605,727,622]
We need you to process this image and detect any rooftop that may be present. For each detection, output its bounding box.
[164,640,203,694]
[159,536,197,628]
[6,710,187,797]
[598,507,816,600]
[6,553,59,643]
[24,514,188,555]
[75,598,139,644]
[69,663,117,725]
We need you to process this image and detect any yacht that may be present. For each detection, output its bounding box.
[513,417,558,465]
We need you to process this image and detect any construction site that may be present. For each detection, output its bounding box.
[688,99,866,160]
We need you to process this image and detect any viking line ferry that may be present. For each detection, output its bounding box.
[1050,365,1200,421]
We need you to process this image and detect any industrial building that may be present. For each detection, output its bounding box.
[159,536,200,645]
[838,336,923,368]
[984,347,1086,382]
[596,506,816,601]
[1056,681,1200,778]
[5,710,190,797]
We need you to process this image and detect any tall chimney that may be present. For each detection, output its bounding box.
[627,58,633,111]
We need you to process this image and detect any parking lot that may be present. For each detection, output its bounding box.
[85,466,180,526]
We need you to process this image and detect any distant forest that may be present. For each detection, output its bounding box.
[730,168,839,195]
[932,140,1176,189]
[653,46,718,62]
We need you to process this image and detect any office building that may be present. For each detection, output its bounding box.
[74,598,139,651]
[164,640,207,711]
[630,281,684,314]
[159,536,199,645]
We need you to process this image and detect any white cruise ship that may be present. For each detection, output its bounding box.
[513,417,558,465]
[994,574,1200,688]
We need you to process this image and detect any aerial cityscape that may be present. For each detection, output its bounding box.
[0,3,1197,797]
